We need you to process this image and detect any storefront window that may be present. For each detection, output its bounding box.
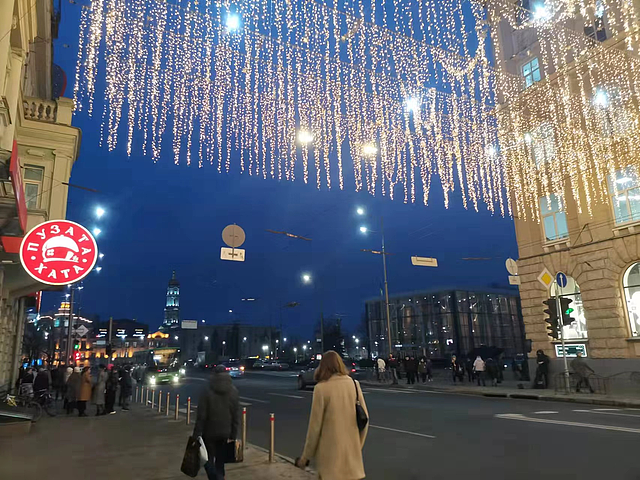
[623,263,640,336]
[550,276,587,339]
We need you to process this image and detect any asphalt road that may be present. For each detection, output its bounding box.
[150,371,640,480]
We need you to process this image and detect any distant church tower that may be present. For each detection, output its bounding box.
[163,271,180,328]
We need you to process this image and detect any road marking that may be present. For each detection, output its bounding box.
[532,411,559,414]
[365,388,417,394]
[185,377,208,382]
[239,396,269,404]
[593,408,620,411]
[573,409,640,418]
[370,424,436,439]
[496,413,640,434]
[268,393,304,399]
[240,401,252,406]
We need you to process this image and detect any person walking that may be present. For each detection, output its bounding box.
[571,352,595,393]
[295,351,369,480]
[65,366,81,415]
[62,366,73,410]
[404,356,417,385]
[119,366,133,410]
[19,367,35,397]
[473,356,486,386]
[426,358,433,382]
[451,355,464,383]
[93,365,108,416]
[534,350,550,389]
[105,366,119,414]
[77,367,92,417]
[418,358,428,383]
[376,357,386,382]
[485,358,498,387]
[192,365,240,480]
[388,354,398,385]
[465,357,474,383]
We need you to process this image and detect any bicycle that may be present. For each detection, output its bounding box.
[34,389,57,417]
[1,390,43,422]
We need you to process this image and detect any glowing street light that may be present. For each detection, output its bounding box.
[359,226,368,233]
[95,206,105,218]
[228,309,233,313]
[533,4,550,20]
[204,336,209,341]
[283,337,287,342]
[303,345,307,351]
[243,337,247,342]
[262,345,268,351]
[362,143,378,157]
[174,336,179,340]
[226,13,241,31]
[222,341,226,345]
[356,207,365,216]
[297,130,314,144]
[405,97,420,113]
[302,273,311,284]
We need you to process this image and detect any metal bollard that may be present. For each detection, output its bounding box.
[135,386,139,404]
[175,394,179,420]
[143,387,147,405]
[269,413,275,462]
[158,390,163,412]
[186,397,191,425]
[166,392,170,416]
[242,407,247,450]
[151,389,155,409]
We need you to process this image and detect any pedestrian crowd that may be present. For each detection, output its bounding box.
[373,354,433,384]
[15,363,134,417]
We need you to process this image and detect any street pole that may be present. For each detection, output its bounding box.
[381,217,392,358]
[554,281,570,391]
[108,316,113,362]
[320,296,324,353]
[65,287,75,365]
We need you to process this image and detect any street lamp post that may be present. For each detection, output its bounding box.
[222,341,226,357]
[302,274,324,353]
[359,210,393,358]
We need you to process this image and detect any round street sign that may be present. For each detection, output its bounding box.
[505,258,518,276]
[19,220,98,286]
[556,272,568,288]
[222,224,246,248]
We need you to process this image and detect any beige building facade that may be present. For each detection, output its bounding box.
[490,0,640,380]
[0,0,81,390]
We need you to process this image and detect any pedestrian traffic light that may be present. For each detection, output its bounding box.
[560,297,574,326]
[74,352,81,361]
[543,298,560,340]
[73,341,80,350]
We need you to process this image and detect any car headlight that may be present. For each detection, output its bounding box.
[150,376,156,384]
[173,375,179,383]
[179,368,186,375]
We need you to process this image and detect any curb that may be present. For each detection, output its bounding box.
[359,380,640,408]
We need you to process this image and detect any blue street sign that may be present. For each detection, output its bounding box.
[556,272,568,288]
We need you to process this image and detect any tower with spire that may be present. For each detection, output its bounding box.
[163,271,180,328]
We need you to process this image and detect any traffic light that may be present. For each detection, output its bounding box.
[560,297,574,326]
[73,341,80,350]
[74,352,81,361]
[543,297,560,340]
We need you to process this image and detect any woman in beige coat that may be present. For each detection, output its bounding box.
[296,351,369,480]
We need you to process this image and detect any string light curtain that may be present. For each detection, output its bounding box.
[487,0,640,220]
[74,0,523,213]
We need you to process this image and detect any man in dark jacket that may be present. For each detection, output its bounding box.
[571,352,595,393]
[193,366,240,480]
[105,367,119,414]
[534,350,550,389]
[119,366,133,410]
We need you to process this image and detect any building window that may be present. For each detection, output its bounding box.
[539,194,569,242]
[24,165,44,209]
[522,57,541,88]
[584,1,607,42]
[550,277,587,339]
[608,168,640,225]
[624,263,640,337]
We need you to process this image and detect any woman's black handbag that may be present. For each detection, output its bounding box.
[225,439,244,463]
[180,436,201,477]
[352,379,368,432]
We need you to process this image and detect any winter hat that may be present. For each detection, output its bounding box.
[66,367,73,374]
[74,366,81,373]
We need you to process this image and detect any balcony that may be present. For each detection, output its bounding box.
[21,97,73,126]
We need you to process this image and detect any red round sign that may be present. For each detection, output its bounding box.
[19,220,98,286]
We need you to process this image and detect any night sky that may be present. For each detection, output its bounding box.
[40,2,518,338]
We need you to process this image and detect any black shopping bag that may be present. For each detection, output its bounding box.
[180,436,201,477]
[225,439,244,463]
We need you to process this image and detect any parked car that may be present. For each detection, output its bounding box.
[297,358,356,389]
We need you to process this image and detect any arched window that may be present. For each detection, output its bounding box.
[550,275,587,339]
[623,263,640,337]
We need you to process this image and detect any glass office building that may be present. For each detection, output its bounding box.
[366,289,526,360]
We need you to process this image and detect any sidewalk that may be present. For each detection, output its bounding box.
[0,404,314,480]
[360,374,640,408]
